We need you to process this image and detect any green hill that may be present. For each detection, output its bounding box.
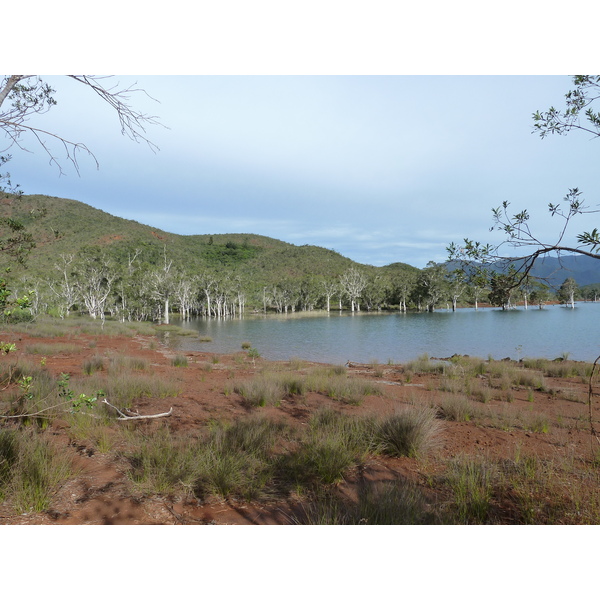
[0,194,419,292]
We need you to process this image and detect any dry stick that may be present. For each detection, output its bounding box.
[0,399,74,419]
[102,399,172,420]
[588,355,600,459]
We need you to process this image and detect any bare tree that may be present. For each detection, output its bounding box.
[321,278,340,312]
[339,267,367,312]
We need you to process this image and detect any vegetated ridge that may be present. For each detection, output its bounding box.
[0,194,419,285]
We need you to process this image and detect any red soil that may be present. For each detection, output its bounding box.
[0,330,598,525]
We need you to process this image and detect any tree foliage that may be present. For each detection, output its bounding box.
[448,75,600,288]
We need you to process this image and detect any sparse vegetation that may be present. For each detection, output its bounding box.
[1,316,600,525]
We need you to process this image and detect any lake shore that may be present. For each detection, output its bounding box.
[1,323,599,524]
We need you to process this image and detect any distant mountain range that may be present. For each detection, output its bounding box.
[447,254,600,289]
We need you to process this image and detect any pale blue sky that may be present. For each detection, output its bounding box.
[6,74,599,268]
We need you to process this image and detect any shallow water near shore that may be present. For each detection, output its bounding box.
[171,302,600,364]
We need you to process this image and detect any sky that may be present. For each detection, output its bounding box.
[6,74,598,269]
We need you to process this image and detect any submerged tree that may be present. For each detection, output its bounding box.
[557,277,578,308]
[340,267,367,312]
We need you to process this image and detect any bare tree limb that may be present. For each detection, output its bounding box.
[0,75,164,176]
[102,399,173,420]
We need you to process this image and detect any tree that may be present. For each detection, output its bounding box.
[320,278,340,312]
[448,76,600,287]
[392,270,417,313]
[413,262,447,312]
[488,269,518,310]
[339,267,367,312]
[0,76,160,327]
[73,250,117,321]
[529,282,551,309]
[446,269,466,312]
[557,277,578,309]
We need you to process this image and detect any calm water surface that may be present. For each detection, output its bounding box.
[171,303,600,364]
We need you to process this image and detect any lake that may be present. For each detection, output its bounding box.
[170,302,600,364]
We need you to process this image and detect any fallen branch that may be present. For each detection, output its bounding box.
[102,399,173,420]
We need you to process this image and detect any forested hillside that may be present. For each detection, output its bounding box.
[0,195,419,320]
[2,195,599,322]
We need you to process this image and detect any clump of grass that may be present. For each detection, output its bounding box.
[82,355,105,375]
[241,341,252,350]
[445,456,496,524]
[108,355,148,373]
[376,406,441,458]
[73,372,181,410]
[0,429,75,513]
[304,368,382,405]
[515,371,546,391]
[296,479,437,525]
[317,376,381,405]
[436,394,478,422]
[405,353,448,376]
[470,380,492,404]
[438,376,468,394]
[125,427,199,495]
[287,357,307,370]
[278,413,371,488]
[171,354,188,367]
[354,479,437,524]
[24,343,80,356]
[199,336,212,343]
[524,414,551,434]
[369,360,385,378]
[125,417,286,501]
[234,375,285,407]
